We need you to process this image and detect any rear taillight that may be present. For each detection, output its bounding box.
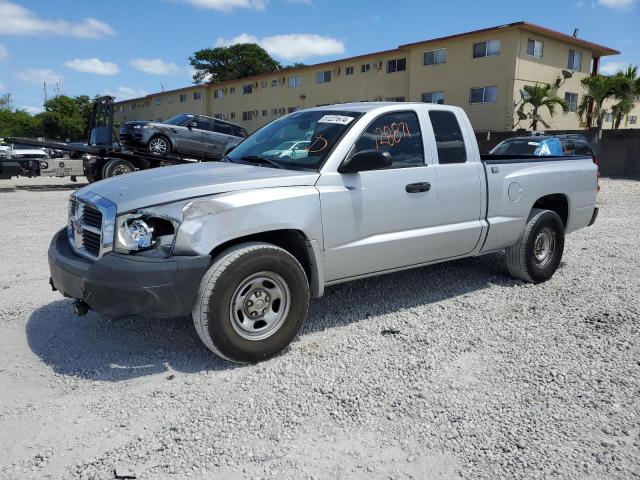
[593,155,600,193]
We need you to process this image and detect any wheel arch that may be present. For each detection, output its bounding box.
[148,133,173,151]
[209,229,324,298]
[531,193,569,228]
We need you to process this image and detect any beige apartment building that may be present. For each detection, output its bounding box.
[114,21,639,133]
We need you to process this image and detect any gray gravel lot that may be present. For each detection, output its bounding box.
[0,176,638,480]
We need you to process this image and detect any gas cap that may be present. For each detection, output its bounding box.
[508,182,522,202]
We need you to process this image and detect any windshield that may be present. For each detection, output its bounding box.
[13,144,39,150]
[226,110,364,171]
[163,114,194,126]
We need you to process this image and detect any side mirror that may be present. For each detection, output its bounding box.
[338,149,392,174]
[187,122,197,129]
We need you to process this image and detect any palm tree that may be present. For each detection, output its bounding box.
[611,65,639,129]
[517,83,569,131]
[578,75,616,139]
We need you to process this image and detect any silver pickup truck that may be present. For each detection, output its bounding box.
[48,103,598,363]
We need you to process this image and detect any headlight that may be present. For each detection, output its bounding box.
[132,124,142,129]
[114,213,177,255]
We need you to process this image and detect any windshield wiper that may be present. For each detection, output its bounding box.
[240,155,286,169]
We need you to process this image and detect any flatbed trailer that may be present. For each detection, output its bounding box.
[4,96,215,183]
[6,136,211,183]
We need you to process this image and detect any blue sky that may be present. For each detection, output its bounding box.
[0,0,638,112]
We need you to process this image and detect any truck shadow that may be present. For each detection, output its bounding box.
[26,252,515,381]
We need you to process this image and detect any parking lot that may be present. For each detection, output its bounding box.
[0,176,638,480]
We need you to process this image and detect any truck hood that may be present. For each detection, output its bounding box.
[81,161,320,213]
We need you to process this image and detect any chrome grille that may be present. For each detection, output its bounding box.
[67,191,116,261]
[81,230,101,256]
[82,205,103,229]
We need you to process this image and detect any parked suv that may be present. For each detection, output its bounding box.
[120,113,247,160]
[490,134,595,157]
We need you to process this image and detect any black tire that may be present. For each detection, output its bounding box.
[505,208,565,283]
[193,242,309,363]
[102,159,135,178]
[148,135,171,156]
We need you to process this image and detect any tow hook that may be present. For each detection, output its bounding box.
[72,300,90,316]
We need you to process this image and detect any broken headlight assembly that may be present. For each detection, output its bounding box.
[114,213,177,257]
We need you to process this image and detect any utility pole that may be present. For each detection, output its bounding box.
[43,81,48,103]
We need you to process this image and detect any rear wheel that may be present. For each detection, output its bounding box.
[505,208,565,283]
[193,242,309,363]
[148,135,171,156]
[102,159,135,179]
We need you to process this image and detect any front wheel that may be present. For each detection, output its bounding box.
[148,135,171,156]
[505,208,565,283]
[193,242,309,363]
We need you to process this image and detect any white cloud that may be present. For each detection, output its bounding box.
[22,105,44,114]
[600,61,627,75]
[0,1,115,38]
[216,33,345,60]
[0,43,7,61]
[130,58,181,75]
[64,58,120,75]
[182,0,267,12]
[14,68,61,85]
[104,86,148,101]
[597,0,637,8]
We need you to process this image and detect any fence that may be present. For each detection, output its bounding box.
[475,129,640,178]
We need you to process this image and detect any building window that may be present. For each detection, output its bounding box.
[473,39,501,58]
[422,91,445,104]
[271,108,278,116]
[229,87,235,94]
[288,75,301,88]
[262,109,268,117]
[129,104,135,111]
[193,91,202,101]
[345,66,354,75]
[271,79,278,87]
[470,86,497,104]
[568,49,582,71]
[179,93,186,103]
[316,70,332,84]
[155,98,162,106]
[242,111,253,121]
[213,89,223,99]
[604,112,612,122]
[288,106,301,113]
[424,48,446,65]
[387,58,406,73]
[261,80,267,88]
[384,96,405,102]
[429,110,467,164]
[243,84,253,94]
[361,63,370,73]
[527,39,544,58]
[630,115,637,125]
[565,92,578,112]
[230,112,235,119]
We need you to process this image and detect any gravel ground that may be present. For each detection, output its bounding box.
[0,176,638,480]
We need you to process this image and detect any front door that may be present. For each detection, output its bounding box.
[317,110,439,282]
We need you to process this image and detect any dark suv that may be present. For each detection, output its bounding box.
[120,113,247,160]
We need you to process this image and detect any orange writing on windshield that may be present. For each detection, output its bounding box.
[374,122,411,149]
[307,135,329,153]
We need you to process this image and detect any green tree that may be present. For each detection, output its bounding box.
[0,109,42,138]
[189,43,282,84]
[578,75,616,139]
[516,83,569,131]
[0,93,14,111]
[38,95,88,141]
[610,65,639,129]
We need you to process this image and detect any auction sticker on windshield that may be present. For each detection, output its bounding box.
[317,115,355,125]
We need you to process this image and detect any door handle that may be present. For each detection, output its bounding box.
[405,182,431,193]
